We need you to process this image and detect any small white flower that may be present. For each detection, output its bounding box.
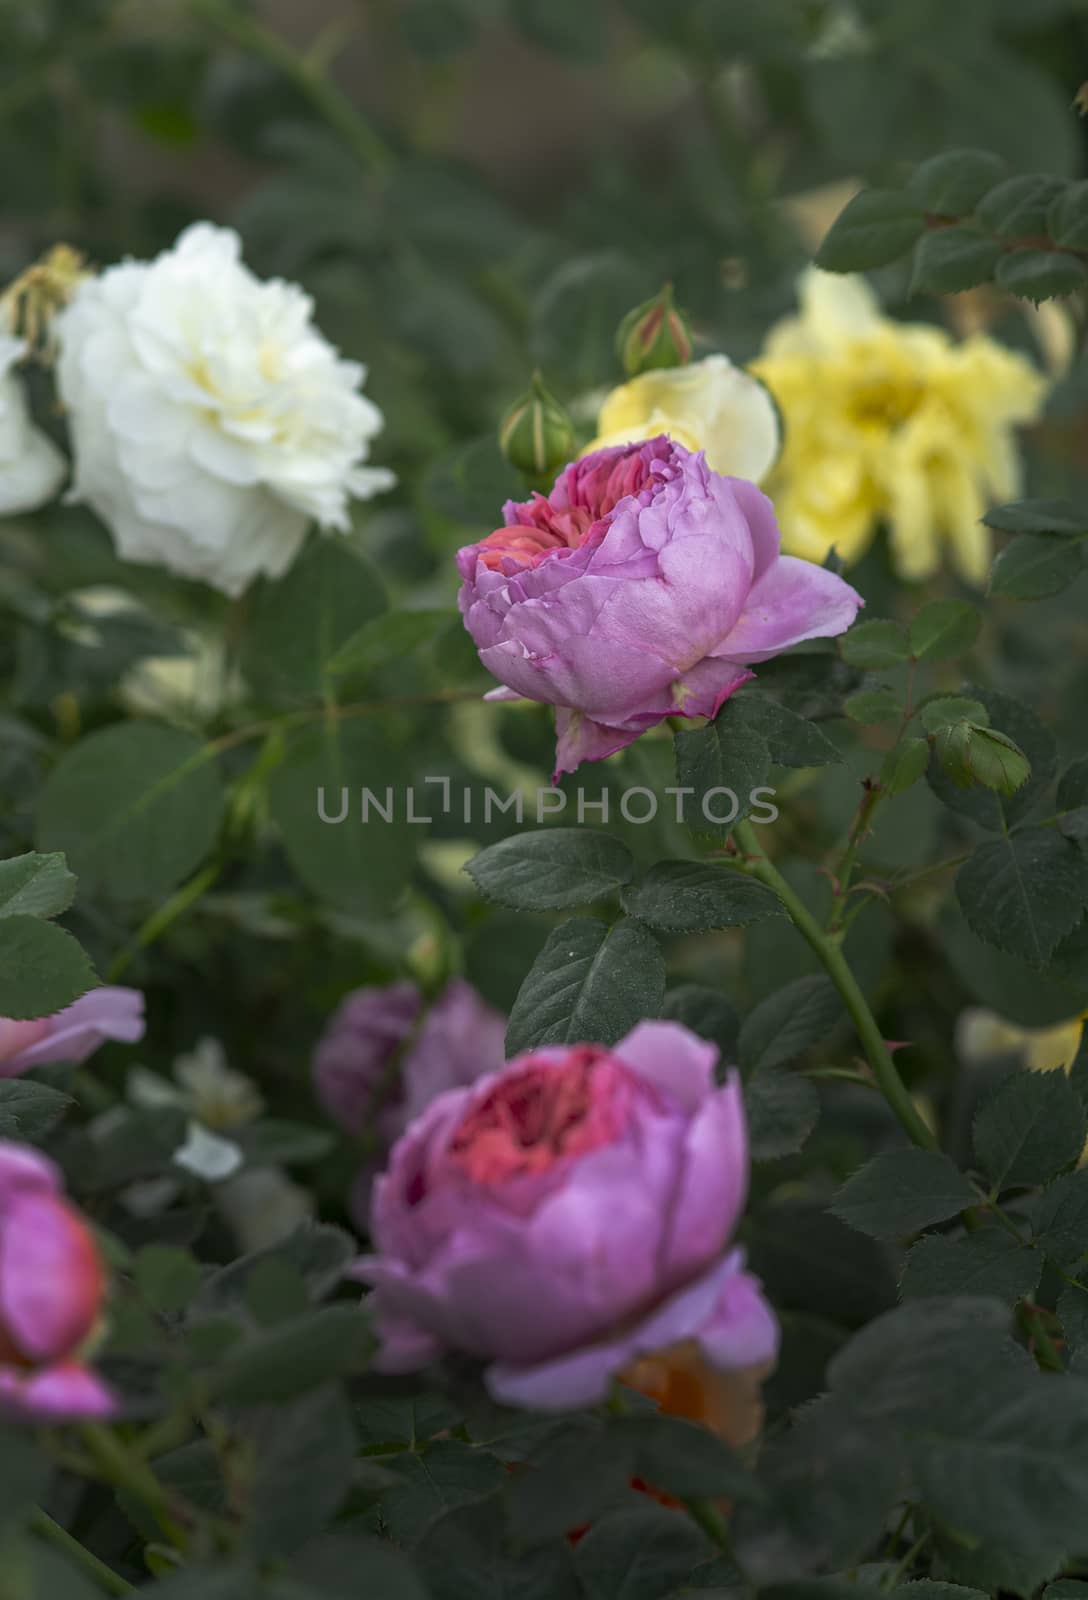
[173,1122,245,1184]
[55,224,394,596]
[0,335,66,516]
[128,1037,263,1186]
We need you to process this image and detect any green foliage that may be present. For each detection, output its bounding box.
[505,916,666,1052]
[466,828,636,911]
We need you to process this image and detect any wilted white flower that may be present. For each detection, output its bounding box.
[0,336,66,515]
[128,1037,264,1184]
[55,224,394,596]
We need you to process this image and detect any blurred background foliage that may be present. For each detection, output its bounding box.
[2,0,1088,1319]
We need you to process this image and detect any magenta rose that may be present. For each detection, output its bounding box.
[353,1020,777,1409]
[457,437,862,778]
[0,1142,116,1421]
[0,987,145,1079]
[314,978,507,1144]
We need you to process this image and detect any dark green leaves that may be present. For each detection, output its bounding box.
[974,1069,1087,1190]
[0,1079,73,1141]
[739,976,842,1074]
[908,600,980,663]
[839,619,909,670]
[0,851,75,919]
[956,830,1088,966]
[901,1227,1041,1305]
[621,861,782,933]
[831,1149,976,1240]
[996,249,1088,303]
[37,723,224,901]
[505,917,665,1053]
[815,189,925,271]
[240,540,386,699]
[326,609,449,678]
[1033,1169,1088,1267]
[910,227,1002,294]
[0,916,97,1018]
[465,829,635,911]
[907,148,1008,214]
[746,1067,820,1161]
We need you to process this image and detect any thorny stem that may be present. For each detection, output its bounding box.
[729,820,938,1152]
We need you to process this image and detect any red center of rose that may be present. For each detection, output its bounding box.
[474,442,666,571]
[448,1047,626,1183]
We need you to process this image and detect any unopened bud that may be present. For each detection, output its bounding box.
[934,720,1031,796]
[616,283,694,378]
[498,371,575,483]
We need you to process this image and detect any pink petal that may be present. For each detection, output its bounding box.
[0,1142,60,1203]
[614,1021,718,1112]
[715,556,863,664]
[0,1193,104,1362]
[8,986,145,1071]
[0,1361,117,1422]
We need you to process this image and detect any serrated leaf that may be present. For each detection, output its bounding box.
[911,227,1002,294]
[0,916,97,1019]
[840,619,910,670]
[739,975,842,1073]
[673,703,770,833]
[928,686,1056,831]
[909,600,981,663]
[983,499,1088,536]
[0,1079,73,1141]
[746,1066,820,1161]
[732,694,842,767]
[845,688,901,726]
[213,1304,371,1404]
[659,985,739,1056]
[505,917,665,1054]
[379,1442,507,1546]
[816,189,925,272]
[900,1227,1041,1306]
[956,830,1088,967]
[991,528,1085,599]
[0,852,76,920]
[37,724,224,902]
[573,1503,713,1600]
[465,829,635,912]
[918,696,988,734]
[831,1149,976,1240]
[621,861,783,933]
[1048,179,1088,249]
[617,1413,757,1501]
[974,1069,1087,1189]
[977,173,1065,235]
[907,148,1008,214]
[505,1426,633,1546]
[1058,1283,1088,1375]
[1033,1169,1088,1267]
[995,249,1088,303]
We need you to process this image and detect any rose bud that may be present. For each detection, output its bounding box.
[314,978,507,1146]
[0,986,145,1079]
[457,436,862,779]
[499,371,576,485]
[616,283,694,377]
[0,1142,116,1421]
[353,1021,778,1410]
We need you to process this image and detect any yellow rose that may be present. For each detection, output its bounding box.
[752,268,1047,583]
[586,353,782,485]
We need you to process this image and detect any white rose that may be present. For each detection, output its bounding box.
[0,336,66,516]
[55,223,394,596]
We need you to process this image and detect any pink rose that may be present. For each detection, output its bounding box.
[0,1142,116,1421]
[354,1021,778,1410]
[0,987,145,1079]
[457,437,862,779]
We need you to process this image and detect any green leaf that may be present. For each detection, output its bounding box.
[287,1532,430,1600]
[1048,179,1088,249]
[0,916,97,1019]
[572,1503,712,1600]
[977,173,1066,235]
[241,538,387,700]
[621,861,783,933]
[37,723,224,901]
[0,1079,73,1141]
[994,530,1087,595]
[956,830,1088,966]
[910,227,1002,294]
[378,1443,507,1546]
[617,1413,757,1501]
[268,720,416,914]
[746,1066,820,1161]
[673,703,771,834]
[0,852,75,920]
[1058,1283,1088,1374]
[326,609,449,678]
[505,1426,634,1546]
[831,1149,976,1240]
[918,697,989,734]
[816,190,925,272]
[881,737,930,796]
[505,917,666,1054]
[909,600,981,663]
[983,498,1088,536]
[659,985,738,1056]
[1058,757,1088,814]
[844,688,902,726]
[731,694,842,767]
[995,249,1088,303]
[1033,1169,1088,1267]
[900,1226,1041,1305]
[0,1429,49,1533]
[213,1304,371,1405]
[197,1223,355,1314]
[974,1069,1087,1189]
[840,619,910,670]
[907,148,1008,214]
[465,829,635,912]
[416,1498,580,1600]
[135,1245,203,1314]
[240,1386,356,1560]
[928,685,1055,832]
[235,1120,335,1169]
[739,976,842,1074]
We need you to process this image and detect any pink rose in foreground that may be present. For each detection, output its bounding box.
[354,1021,778,1410]
[457,436,862,779]
[313,978,506,1142]
[0,987,145,1079]
[0,1142,116,1421]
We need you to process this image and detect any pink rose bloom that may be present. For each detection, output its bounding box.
[0,987,145,1079]
[0,1142,116,1421]
[457,437,862,778]
[313,978,506,1144]
[354,1021,778,1410]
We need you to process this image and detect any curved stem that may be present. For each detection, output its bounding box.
[107,862,221,982]
[731,820,938,1152]
[188,0,391,174]
[683,1495,734,1553]
[29,1508,133,1596]
[75,1425,189,1549]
